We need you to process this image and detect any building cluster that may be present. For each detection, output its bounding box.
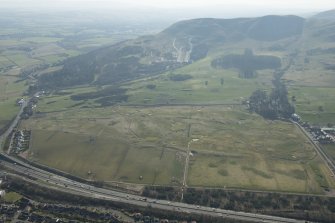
[17,210,59,223]
[0,204,18,222]
[0,197,123,223]
[37,204,122,222]
[10,129,31,154]
[0,199,201,223]
[311,127,335,144]
[0,198,63,223]
[302,125,335,144]
[17,98,25,106]
[19,91,45,120]
[292,113,335,144]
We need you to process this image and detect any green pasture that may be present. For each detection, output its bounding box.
[0,39,24,47]
[6,54,41,67]
[22,37,63,43]
[188,152,331,193]
[185,111,334,193]
[2,192,22,203]
[76,36,128,50]
[126,57,273,105]
[0,76,26,130]
[284,54,335,88]
[0,99,20,130]
[35,86,99,113]
[323,144,335,163]
[21,105,335,192]
[188,155,311,192]
[0,56,15,69]
[289,86,335,125]
[29,129,183,185]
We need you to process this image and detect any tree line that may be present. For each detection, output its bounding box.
[143,186,335,223]
[211,49,281,78]
[248,60,294,119]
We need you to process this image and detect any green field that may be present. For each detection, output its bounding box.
[2,192,22,203]
[288,86,335,125]
[29,130,183,184]
[0,76,26,130]
[20,105,335,192]
[126,54,274,105]
[323,144,335,163]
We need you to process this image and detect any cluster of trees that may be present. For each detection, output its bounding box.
[37,204,121,222]
[211,49,281,78]
[248,88,294,119]
[70,86,128,107]
[142,186,180,201]
[94,95,128,107]
[38,54,96,88]
[146,84,156,90]
[96,59,179,85]
[38,42,183,88]
[249,65,294,119]
[20,97,38,120]
[189,43,209,61]
[142,186,335,222]
[168,74,193,81]
[70,86,127,101]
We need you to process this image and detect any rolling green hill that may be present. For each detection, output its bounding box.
[38,15,305,88]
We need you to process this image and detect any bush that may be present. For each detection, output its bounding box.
[146,84,156,90]
[169,74,192,81]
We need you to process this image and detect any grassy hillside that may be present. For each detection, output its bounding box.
[38,15,305,88]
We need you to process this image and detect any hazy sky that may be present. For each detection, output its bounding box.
[1,0,335,18]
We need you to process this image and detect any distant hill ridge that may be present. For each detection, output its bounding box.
[313,9,335,20]
[162,15,304,41]
[38,15,306,88]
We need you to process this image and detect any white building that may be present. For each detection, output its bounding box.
[0,190,5,198]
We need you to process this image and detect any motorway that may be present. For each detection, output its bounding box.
[0,155,306,223]
[0,98,308,222]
